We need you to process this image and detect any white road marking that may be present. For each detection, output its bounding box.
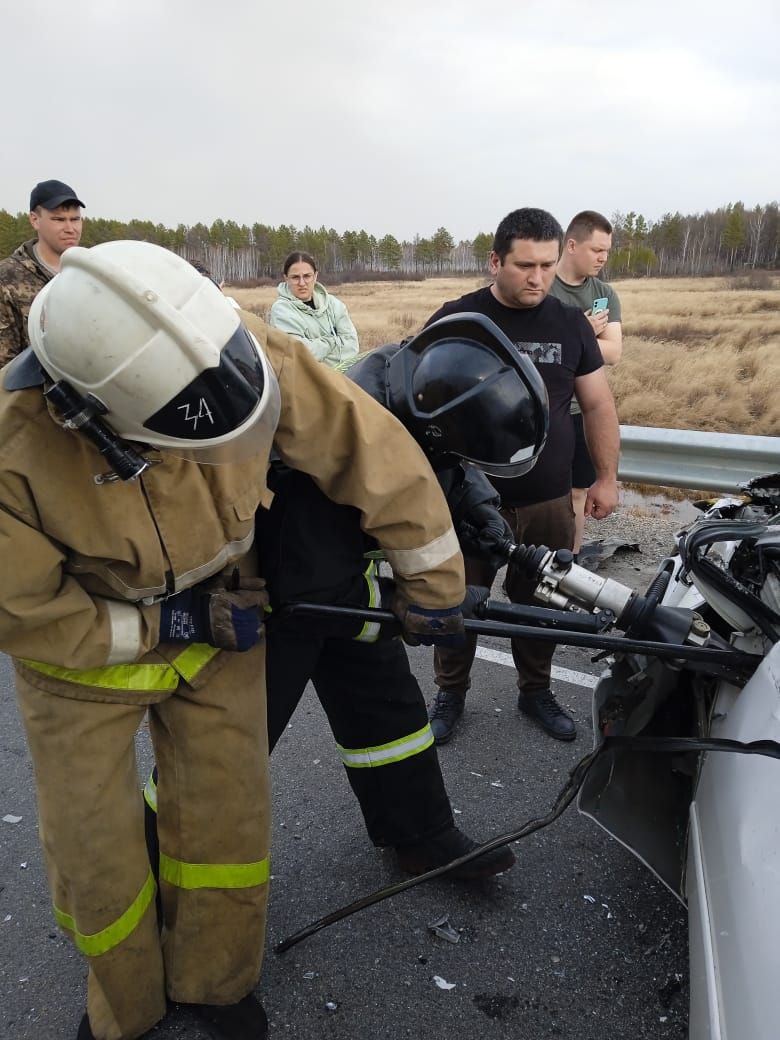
[475,644,598,689]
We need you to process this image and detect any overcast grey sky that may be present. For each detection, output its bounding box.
[3,0,778,241]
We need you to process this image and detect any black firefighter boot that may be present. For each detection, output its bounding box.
[78,1012,158,1039]
[396,825,515,880]
[77,1015,153,1040]
[428,689,466,744]
[188,994,269,1039]
[77,1016,95,1040]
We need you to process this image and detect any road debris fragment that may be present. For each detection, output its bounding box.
[428,915,460,944]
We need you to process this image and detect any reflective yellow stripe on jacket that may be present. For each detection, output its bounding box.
[20,644,219,691]
[353,561,381,643]
[143,771,158,812]
[337,723,434,769]
[54,870,157,957]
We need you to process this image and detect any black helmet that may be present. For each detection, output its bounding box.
[385,312,548,478]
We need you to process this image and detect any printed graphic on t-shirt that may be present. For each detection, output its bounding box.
[514,342,562,364]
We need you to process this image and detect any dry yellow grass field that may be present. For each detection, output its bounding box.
[228,276,780,435]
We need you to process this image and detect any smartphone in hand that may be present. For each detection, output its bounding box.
[591,298,609,315]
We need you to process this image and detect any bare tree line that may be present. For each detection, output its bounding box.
[0,201,776,282]
[610,203,779,277]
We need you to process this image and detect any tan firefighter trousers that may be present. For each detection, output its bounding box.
[15,643,270,1040]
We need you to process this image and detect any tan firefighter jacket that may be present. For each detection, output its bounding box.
[0,314,464,702]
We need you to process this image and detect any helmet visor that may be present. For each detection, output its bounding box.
[410,347,547,480]
[144,323,264,439]
[463,443,540,480]
[145,324,281,464]
[391,314,549,479]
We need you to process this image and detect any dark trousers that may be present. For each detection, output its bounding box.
[434,492,576,695]
[267,621,453,848]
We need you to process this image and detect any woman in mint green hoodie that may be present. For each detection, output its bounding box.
[268,251,359,368]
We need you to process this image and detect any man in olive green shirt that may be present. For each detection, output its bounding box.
[548,210,622,554]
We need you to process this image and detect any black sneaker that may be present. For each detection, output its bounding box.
[428,689,465,744]
[395,825,515,880]
[518,687,576,741]
[188,994,268,1040]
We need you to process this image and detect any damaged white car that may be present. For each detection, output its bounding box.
[578,474,780,1040]
[276,475,780,1040]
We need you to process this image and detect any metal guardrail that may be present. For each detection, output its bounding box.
[618,426,780,493]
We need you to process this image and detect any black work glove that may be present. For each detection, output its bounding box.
[159,578,269,652]
[461,585,490,619]
[457,503,513,567]
[391,593,466,649]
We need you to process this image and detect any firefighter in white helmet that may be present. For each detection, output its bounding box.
[0,240,465,1040]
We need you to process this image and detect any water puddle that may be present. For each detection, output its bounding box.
[619,485,715,525]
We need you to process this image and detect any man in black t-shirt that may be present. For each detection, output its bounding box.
[427,207,620,744]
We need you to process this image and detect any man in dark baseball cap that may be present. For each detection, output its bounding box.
[0,179,85,365]
[29,179,86,211]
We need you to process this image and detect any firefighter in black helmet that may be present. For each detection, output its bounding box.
[256,314,548,875]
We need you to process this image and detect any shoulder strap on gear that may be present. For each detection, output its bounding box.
[3,347,46,390]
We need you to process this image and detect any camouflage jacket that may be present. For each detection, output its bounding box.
[0,240,52,367]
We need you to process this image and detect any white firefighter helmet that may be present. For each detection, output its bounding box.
[27,240,280,462]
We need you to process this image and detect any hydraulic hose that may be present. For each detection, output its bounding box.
[275,734,780,954]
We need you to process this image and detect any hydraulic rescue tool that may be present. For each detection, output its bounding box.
[274,525,774,953]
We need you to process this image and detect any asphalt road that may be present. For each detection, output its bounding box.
[0,560,689,1040]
